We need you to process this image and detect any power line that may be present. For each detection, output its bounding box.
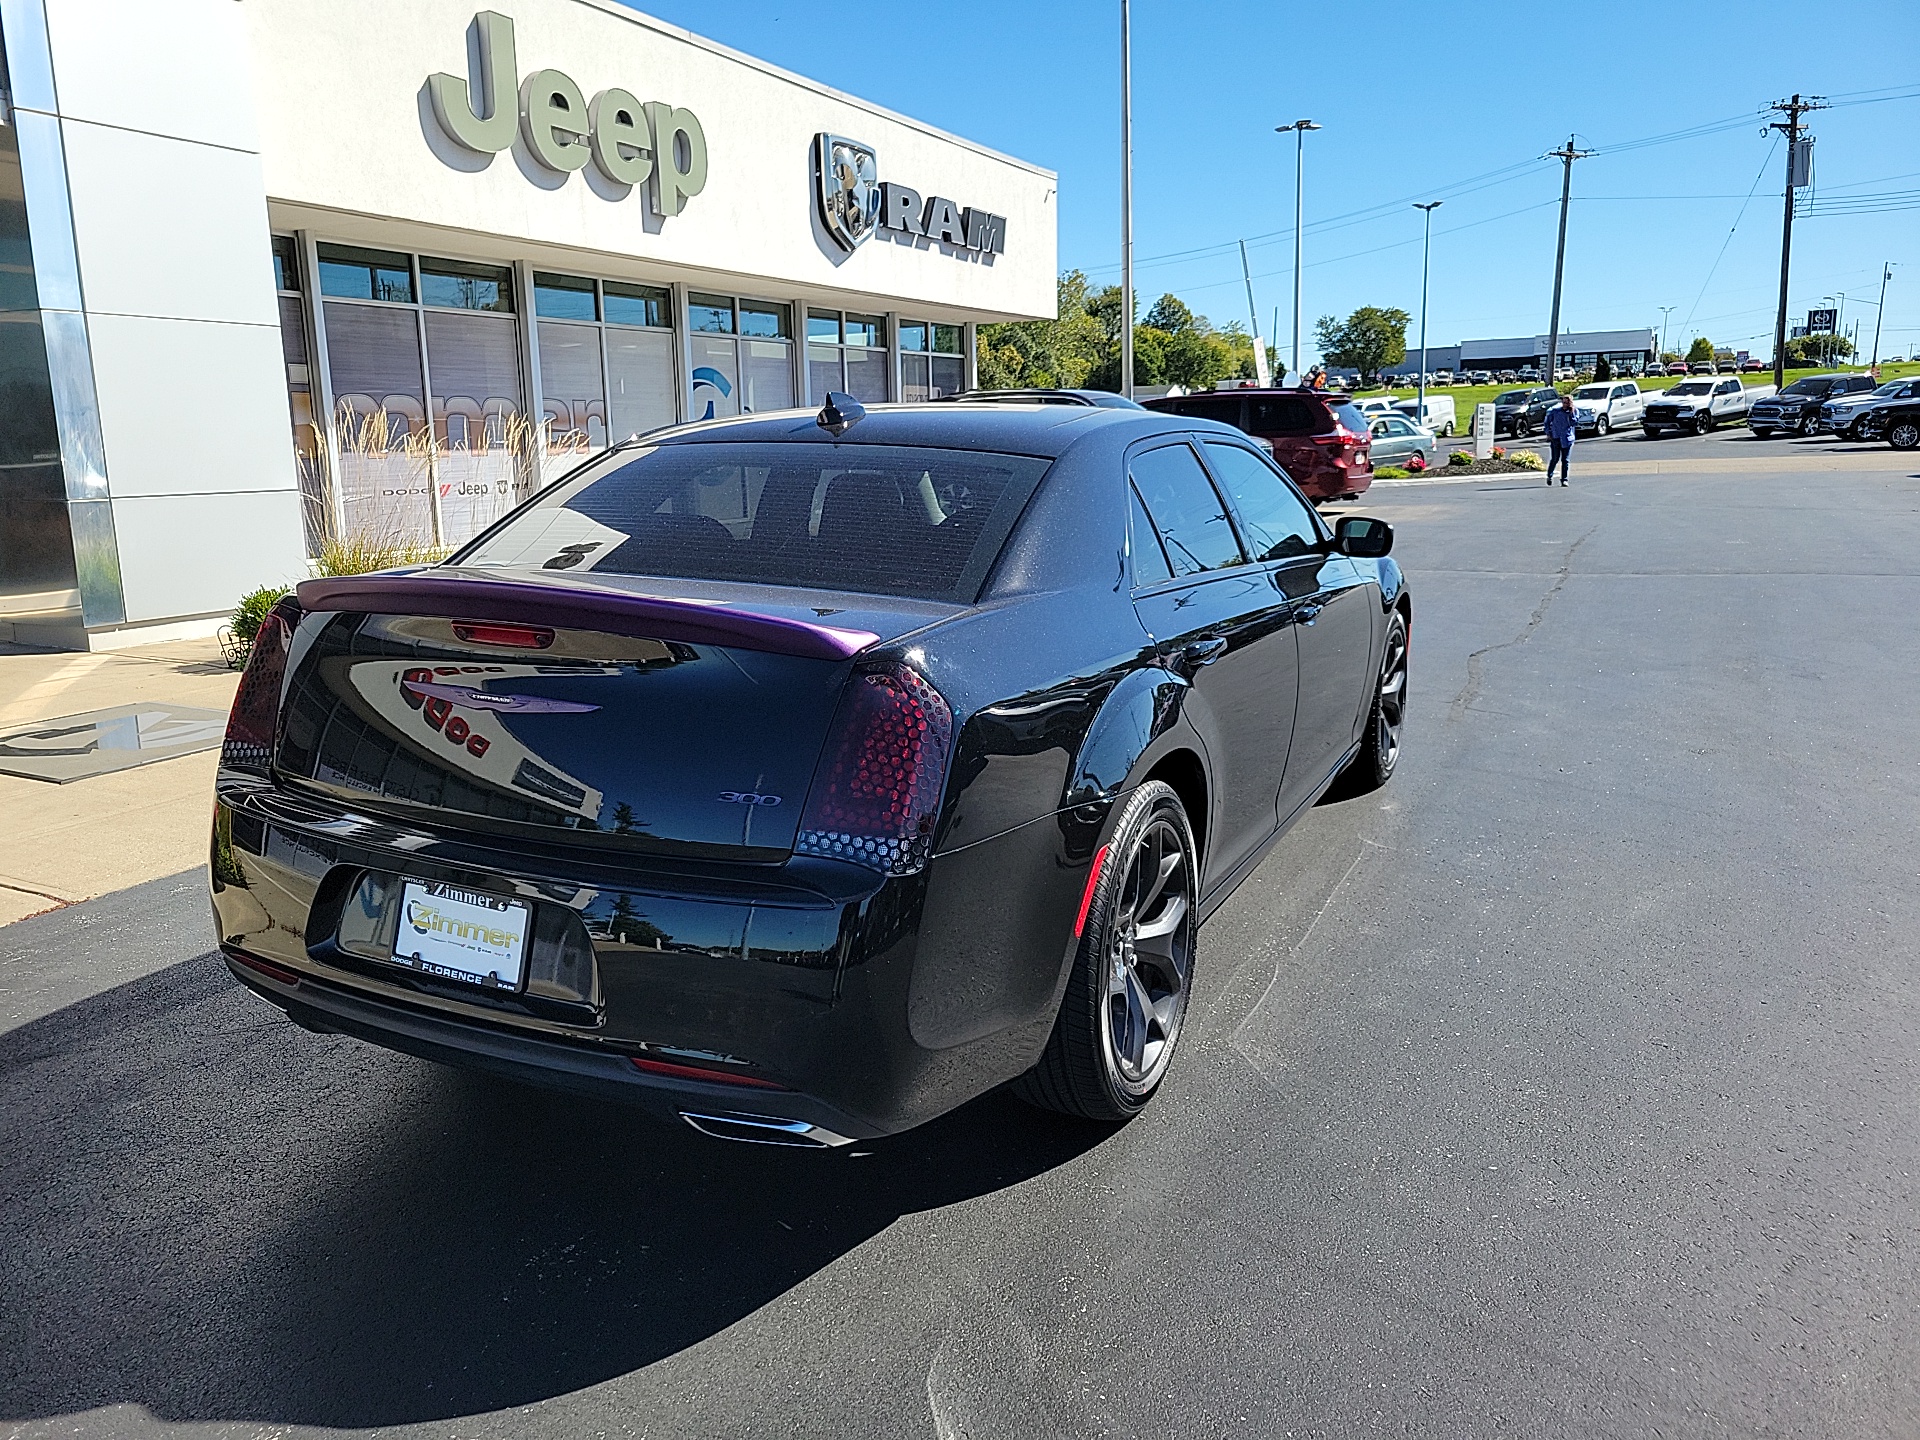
[1677,137,1781,337]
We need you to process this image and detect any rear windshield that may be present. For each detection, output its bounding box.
[456,442,1051,603]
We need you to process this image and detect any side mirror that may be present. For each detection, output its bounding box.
[1334,516,1393,559]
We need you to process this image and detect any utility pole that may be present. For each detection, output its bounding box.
[1658,305,1675,360]
[1414,201,1442,431]
[1870,262,1892,375]
[1119,0,1133,399]
[1767,93,1826,389]
[1276,119,1321,382]
[1238,240,1269,385]
[1835,291,1848,368]
[1543,135,1591,387]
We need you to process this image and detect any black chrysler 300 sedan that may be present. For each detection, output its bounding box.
[213,398,1409,1145]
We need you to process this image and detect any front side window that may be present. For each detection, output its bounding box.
[458,442,1050,603]
[1202,442,1319,563]
[1129,443,1244,577]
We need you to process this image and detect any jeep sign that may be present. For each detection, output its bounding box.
[428,11,708,217]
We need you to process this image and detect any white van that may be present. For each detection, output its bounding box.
[1393,394,1456,436]
[1570,381,1643,436]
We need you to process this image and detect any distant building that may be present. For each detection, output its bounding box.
[1385,329,1656,377]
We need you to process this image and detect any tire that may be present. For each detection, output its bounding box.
[1409,450,1426,470]
[1696,413,1714,434]
[1596,415,1611,436]
[1442,421,1455,437]
[1796,414,1816,437]
[1890,420,1920,451]
[1013,780,1198,1122]
[1332,610,1408,798]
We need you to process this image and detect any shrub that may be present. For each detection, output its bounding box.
[1448,451,1474,467]
[1373,465,1412,480]
[1510,449,1545,471]
[314,534,449,577]
[230,584,291,645]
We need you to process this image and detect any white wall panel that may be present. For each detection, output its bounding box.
[63,122,278,326]
[111,489,307,623]
[42,0,260,151]
[88,313,296,499]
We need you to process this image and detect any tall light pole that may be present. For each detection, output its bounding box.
[1414,201,1442,430]
[1658,305,1675,360]
[1119,0,1134,399]
[1276,119,1320,382]
[1822,294,1836,368]
[1543,135,1592,385]
[1869,262,1893,376]
[1835,290,1848,368]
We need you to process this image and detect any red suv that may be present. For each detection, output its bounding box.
[1142,388,1372,500]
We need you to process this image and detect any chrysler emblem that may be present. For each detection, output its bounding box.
[814,133,881,252]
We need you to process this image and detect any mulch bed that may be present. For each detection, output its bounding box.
[1420,458,1544,477]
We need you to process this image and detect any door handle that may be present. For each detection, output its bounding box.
[1178,637,1228,670]
[1294,601,1324,625]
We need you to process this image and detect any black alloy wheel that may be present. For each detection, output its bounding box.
[1014,780,1198,1122]
[1336,610,1408,795]
[1890,420,1920,451]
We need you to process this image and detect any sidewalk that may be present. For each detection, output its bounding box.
[0,637,238,925]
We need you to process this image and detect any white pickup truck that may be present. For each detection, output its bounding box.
[1569,381,1643,436]
[1641,376,1751,436]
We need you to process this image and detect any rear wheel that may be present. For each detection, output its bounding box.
[1014,781,1198,1122]
[1890,420,1920,451]
[1596,415,1611,436]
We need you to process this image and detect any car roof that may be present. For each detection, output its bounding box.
[646,401,1195,460]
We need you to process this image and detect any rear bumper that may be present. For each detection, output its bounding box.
[212,779,1101,1138]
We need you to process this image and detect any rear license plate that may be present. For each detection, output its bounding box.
[391,880,530,990]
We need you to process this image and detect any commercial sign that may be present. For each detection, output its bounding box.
[814,134,1007,258]
[428,11,707,216]
[1807,308,1837,334]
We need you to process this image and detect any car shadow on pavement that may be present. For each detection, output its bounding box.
[0,951,1104,1430]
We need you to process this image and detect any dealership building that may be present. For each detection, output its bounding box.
[0,0,1057,650]
[1384,328,1658,378]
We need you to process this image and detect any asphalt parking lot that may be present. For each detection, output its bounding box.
[5,441,1920,1438]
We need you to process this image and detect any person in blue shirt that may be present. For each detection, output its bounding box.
[1541,393,1577,486]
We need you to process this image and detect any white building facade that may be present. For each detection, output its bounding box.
[0,0,1058,649]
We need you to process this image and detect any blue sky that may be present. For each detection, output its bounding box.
[631,0,1920,363]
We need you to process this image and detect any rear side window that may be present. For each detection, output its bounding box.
[1161,395,1244,427]
[1202,443,1320,563]
[1246,394,1327,437]
[1129,485,1172,587]
[1329,401,1369,433]
[1129,443,1245,577]
[457,442,1051,603]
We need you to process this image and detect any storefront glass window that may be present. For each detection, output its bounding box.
[606,328,676,441]
[426,307,524,541]
[689,293,735,333]
[808,309,891,403]
[900,318,965,401]
[604,282,669,328]
[270,236,328,554]
[533,272,597,321]
[324,299,434,546]
[317,244,412,304]
[420,257,512,313]
[689,294,792,421]
[537,320,605,451]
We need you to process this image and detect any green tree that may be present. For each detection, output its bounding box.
[1313,307,1411,381]
[975,270,1106,390]
[1783,332,1854,365]
[1143,293,1196,333]
[1594,356,1612,381]
[1685,336,1715,364]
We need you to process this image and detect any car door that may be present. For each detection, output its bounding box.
[1128,439,1299,889]
[1194,440,1377,825]
[1614,384,1640,422]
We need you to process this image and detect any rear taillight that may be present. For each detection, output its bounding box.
[795,663,954,875]
[221,597,301,775]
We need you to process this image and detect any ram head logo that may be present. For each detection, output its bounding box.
[815,134,881,252]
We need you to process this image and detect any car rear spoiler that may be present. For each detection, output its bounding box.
[296,571,880,662]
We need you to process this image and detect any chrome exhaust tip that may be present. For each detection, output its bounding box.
[680,1110,856,1148]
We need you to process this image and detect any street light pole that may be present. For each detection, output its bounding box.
[1835,291,1847,369]
[1658,305,1675,360]
[1869,262,1893,376]
[1414,201,1442,431]
[1275,119,1320,382]
[1119,0,1133,399]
